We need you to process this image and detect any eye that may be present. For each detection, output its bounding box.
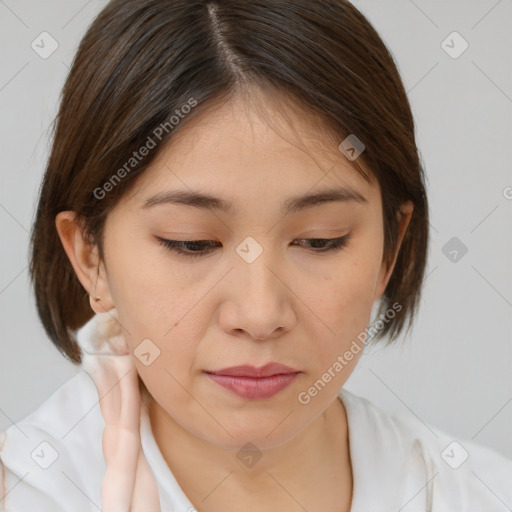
[156,234,351,258]
[156,238,220,258]
[291,235,351,252]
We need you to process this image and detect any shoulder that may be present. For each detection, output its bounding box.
[340,389,512,511]
[0,371,105,511]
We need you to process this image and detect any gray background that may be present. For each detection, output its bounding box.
[1,0,511,460]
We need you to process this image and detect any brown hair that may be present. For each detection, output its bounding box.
[29,0,429,365]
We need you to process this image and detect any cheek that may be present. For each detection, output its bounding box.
[296,268,377,405]
[102,233,202,403]
[314,255,381,333]
[104,227,190,323]
[307,245,383,376]
[124,317,199,418]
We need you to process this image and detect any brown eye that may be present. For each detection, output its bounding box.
[292,234,351,253]
[156,238,219,258]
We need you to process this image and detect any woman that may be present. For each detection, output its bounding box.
[1,0,510,511]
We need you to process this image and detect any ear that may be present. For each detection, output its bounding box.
[55,211,115,313]
[373,200,414,301]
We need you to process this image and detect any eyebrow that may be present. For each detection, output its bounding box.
[141,186,367,216]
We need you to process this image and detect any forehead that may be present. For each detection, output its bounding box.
[124,92,379,210]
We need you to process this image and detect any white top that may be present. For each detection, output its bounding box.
[1,370,511,511]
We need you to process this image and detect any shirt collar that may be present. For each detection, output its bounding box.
[139,400,196,511]
[340,388,436,511]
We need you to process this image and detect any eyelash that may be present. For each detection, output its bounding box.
[156,234,351,259]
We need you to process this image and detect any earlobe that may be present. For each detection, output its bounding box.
[373,201,414,301]
[55,211,115,313]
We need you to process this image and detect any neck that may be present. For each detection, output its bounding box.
[148,395,353,512]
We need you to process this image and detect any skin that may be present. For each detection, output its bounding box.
[56,90,412,512]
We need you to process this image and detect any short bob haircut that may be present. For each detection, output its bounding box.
[29,0,429,365]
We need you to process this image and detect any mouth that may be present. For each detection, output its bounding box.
[204,363,301,400]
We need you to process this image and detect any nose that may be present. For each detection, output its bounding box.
[219,249,296,341]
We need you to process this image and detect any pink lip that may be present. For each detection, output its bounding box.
[205,363,301,400]
[208,363,299,378]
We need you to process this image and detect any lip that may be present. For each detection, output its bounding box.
[207,363,299,378]
[204,363,301,400]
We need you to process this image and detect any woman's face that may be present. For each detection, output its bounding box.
[93,93,409,450]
